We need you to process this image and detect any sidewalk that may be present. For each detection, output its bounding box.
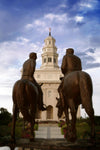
[35,126,64,139]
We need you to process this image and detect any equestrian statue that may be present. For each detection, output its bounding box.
[56,48,95,142]
[11,52,46,143]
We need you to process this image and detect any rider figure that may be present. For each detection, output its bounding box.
[58,48,82,107]
[21,52,46,111]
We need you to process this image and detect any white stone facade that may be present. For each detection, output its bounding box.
[34,30,80,121]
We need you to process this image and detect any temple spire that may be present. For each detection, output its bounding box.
[49,28,51,36]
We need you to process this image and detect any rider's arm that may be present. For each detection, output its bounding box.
[30,59,36,75]
[79,59,82,70]
[61,56,67,75]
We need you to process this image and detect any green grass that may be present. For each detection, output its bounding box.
[59,117,100,140]
[0,118,39,144]
[76,121,90,139]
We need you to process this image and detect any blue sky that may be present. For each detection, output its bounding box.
[0,0,100,117]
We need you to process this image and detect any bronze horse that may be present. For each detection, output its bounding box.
[11,79,38,143]
[56,71,95,142]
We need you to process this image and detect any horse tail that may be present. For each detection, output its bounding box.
[13,80,32,122]
[79,71,94,116]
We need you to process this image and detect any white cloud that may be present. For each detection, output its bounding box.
[16,37,30,43]
[24,13,68,35]
[80,3,92,8]
[87,49,100,64]
[0,36,43,113]
[75,16,84,22]
[79,0,98,10]
[25,23,33,29]
[59,4,67,8]
[44,13,67,23]
[34,20,46,27]
[0,36,42,93]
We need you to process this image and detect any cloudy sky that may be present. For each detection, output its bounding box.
[0,0,100,117]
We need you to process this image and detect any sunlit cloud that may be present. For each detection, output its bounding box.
[44,13,67,22]
[75,16,84,22]
[80,3,92,8]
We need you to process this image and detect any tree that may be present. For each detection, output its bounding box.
[0,107,12,125]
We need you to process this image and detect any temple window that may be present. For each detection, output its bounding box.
[49,41,51,44]
[48,57,52,62]
[54,58,56,63]
[44,58,46,63]
[47,105,53,119]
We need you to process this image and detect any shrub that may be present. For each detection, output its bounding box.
[0,125,11,137]
[94,116,100,126]
[76,121,90,139]
[34,123,38,130]
[61,124,67,135]
[0,108,12,125]
[58,120,65,127]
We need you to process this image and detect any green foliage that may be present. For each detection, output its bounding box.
[0,125,11,137]
[76,121,90,139]
[34,123,38,130]
[15,126,22,138]
[58,120,65,127]
[0,136,11,144]
[61,124,67,135]
[58,116,100,140]
[94,116,100,125]
[0,107,12,125]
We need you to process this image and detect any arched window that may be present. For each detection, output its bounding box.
[49,41,51,44]
[48,57,52,62]
[46,105,53,119]
[44,58,46,63]
[54,58,56,63]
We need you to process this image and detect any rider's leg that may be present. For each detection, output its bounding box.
[32,78,46,111]
[58,81,65,108]
[38,86,46,111]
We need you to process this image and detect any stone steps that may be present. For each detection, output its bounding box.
[35,126,64,139]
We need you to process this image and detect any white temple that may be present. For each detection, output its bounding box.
[34,29,80,121]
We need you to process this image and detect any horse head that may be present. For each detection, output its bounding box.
[56,97,63,118]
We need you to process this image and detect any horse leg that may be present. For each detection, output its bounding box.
[30,118,35,142]
[69,99,77,140]
[68,99,76,129]
[70,108,77,132]
[84,105,95,139]
[30,107,36,142]
[11,103,18,143]
[64,107,69,125]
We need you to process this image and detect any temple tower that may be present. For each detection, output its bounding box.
[41,28,59,69]
[34,29,80,121]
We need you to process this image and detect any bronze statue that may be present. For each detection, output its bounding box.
[22,52,46,111]
[11,52,46,143]
[56,49,95,142]
[58,48,82,108]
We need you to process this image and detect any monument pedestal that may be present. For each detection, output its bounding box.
[5,138,100,150]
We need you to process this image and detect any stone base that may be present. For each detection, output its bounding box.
[1,138,99,150]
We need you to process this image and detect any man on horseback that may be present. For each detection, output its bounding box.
[58,48,82,107]
[22,52,46,111]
